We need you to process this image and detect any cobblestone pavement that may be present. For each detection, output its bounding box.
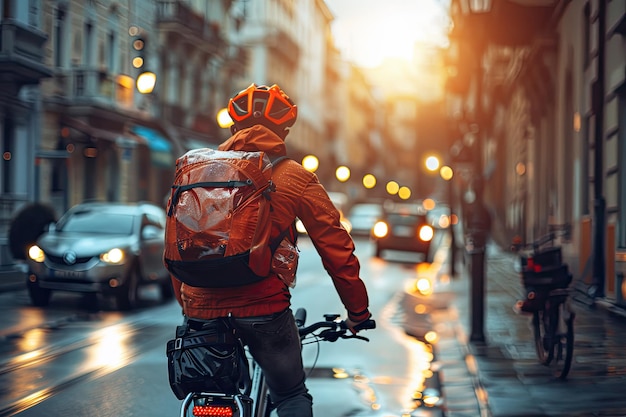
[401,240,626,417]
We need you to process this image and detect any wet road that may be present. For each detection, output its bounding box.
[0,235,448,417]
[3,233,626,417]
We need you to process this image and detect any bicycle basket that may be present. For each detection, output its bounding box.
[521,263,571,289]
[166,321,249,400]
[521,246,562,270]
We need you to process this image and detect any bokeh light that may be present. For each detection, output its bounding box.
[302,155,319,172]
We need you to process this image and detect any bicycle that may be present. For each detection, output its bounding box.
[513,233,576,379]
[176,309,376,417]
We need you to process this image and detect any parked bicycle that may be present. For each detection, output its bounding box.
[168,309,376,417]
[513,233,576,379]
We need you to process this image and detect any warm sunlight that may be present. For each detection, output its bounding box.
[326,0,449,68]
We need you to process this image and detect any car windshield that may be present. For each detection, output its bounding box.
[350,204,382,217]
[387,213,421,225]
[58,211,135,235]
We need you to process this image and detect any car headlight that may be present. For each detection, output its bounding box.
[372,221,389,238]
[419,225,434,242]
[295,219,307,234]
[438,214,450,229]
[341,218,352,233]
[100,248,125,264]
[28,245,45,263]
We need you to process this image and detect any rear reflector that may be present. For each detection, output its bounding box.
[192,405,234,417]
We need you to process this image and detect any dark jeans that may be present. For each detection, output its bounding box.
[231,308,313,417]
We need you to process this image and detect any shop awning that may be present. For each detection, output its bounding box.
[63,117,127,143]
[130,125,174,168]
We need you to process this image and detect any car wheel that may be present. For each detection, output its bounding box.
[116,268,140,311]
[27,279,51,307]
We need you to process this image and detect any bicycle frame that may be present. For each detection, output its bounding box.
[531,287,575,379]
[178,345,269,417]
[513,234,575,379]
[176,311,375,417]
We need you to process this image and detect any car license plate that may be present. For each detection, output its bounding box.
[393,225,414,237]
[51,269,84,279]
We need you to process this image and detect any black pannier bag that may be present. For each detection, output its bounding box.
[518,246,572,312]
[166,319,249,400]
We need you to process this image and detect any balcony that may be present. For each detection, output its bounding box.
[266,28,300,65]
[0,19,52,88]
[156,0,226,56]
[52,68,135,111]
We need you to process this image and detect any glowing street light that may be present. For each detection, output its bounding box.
[386,180,400,195]
[440,165,454,181]
[425,155,440,172]
[362,174,377,189]
[335,166,350,182]
[216,108,234,128]
[302,155,319,173]
[398,186,411,200]
[136,71,156,94]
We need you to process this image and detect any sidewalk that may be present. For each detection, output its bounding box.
[402,240,626,417]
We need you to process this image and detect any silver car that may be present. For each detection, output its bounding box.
[25,201,173,310]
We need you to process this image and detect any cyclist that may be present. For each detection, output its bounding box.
[170,83,372,417]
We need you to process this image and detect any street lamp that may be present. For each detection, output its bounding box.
[136,71,157,95]
[386,181,400,196]
[335,166,350,182]
[458,0,492,344]
[362,174,376,189]
[302,155,319,173]
[425,155,440,172]
[216,108,234,129]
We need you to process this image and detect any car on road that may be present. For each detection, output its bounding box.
[347,202,383,236]
[25,201,173,310]
[371,203,434,262]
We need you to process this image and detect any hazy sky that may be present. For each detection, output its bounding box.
[325,0,450,67]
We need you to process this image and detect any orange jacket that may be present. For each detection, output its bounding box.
[171,125,370,322]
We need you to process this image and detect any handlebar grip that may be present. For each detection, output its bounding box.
[354,319,376,331]
[294,308,307,327]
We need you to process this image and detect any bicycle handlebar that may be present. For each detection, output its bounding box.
[295,308,376,342]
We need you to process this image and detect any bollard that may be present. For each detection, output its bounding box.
[464,201,490,344]
[467,238,486,343]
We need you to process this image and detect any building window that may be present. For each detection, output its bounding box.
[619,95,626,247]
[2,0,12,19]
[84,21,93,66]
[28,0,40,26]
[54,8,66,68]
[583,2,591,69]
[107,31,116,72]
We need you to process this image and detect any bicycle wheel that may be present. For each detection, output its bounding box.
[532,307,553,364]
[550,310,575,379]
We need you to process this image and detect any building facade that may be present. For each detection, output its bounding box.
[447,0,626,305]
[1,0,390,268]
[0,0,51,265]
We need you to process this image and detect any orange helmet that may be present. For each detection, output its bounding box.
[228,84,297,138]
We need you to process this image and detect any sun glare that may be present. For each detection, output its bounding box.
[327,0,449,68]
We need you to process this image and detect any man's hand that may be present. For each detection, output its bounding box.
[345,315,372,335]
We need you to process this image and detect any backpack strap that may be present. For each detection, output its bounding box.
[267,155,295,253]
[269,155,290,167]
[269,221,297,253]
[168,179,255,216]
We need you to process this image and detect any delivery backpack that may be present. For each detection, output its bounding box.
[164,148,291,288]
